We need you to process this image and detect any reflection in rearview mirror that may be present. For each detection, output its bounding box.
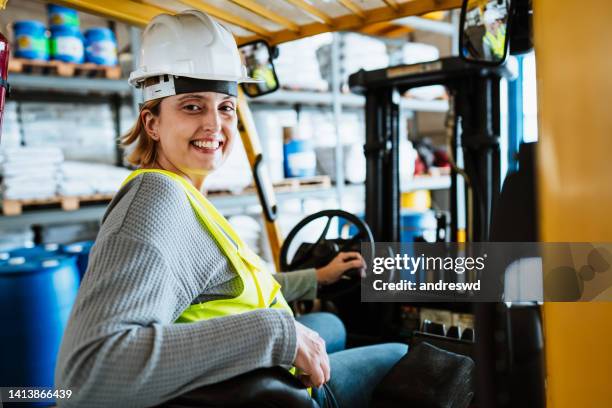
[460,0,511,64]
[239,40,280,97]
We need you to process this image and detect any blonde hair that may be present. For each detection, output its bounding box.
[121,99,162,167]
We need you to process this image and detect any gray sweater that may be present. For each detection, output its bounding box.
[55,172,318,407]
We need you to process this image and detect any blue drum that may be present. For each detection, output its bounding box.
[47,4,79,29]
[0,256,80,389]
[10,243,60,259]
[13,20,49,60]
[283,139,316,178]
[61,240,94,279]
[50,25,84,63]
[84,28,118,66]
[400,210,437,242]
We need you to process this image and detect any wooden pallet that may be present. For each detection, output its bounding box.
[280,84,329,93]
[208,176,332,196]
[236,175,331,194]
[271,175,332,191]
[8,58,121,79]
[1,193,114,216]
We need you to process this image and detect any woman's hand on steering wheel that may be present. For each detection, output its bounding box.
[315,251,366,285]
[294,320,330,388]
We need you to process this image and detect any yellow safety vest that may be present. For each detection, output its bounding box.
[484,27,506,59]
[253,66,277,88]
[121,169,293,320]
[121,169,310,393]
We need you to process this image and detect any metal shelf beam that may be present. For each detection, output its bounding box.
[250,89,449,112]
[248,89,364,108]
[8,74,131,95]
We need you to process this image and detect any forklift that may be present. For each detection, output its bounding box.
[277,1,543,406]
[243,0,609,406]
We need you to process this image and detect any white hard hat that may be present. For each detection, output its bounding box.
[129,10,259,102]
[254,44,269,64]
[483,8,504,25]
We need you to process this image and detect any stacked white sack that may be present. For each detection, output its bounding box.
[59,161,131,196]
[20,102,117,164]
[1,102,21,148]
[402,43,446,100]
[275,33,332,91]
[0,147,63,200]
[317,33,389,87]
[341,33,389,74]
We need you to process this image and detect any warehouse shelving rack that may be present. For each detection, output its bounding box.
[3,78,450,229]
[1,0,457,262]
[9,73,131,94]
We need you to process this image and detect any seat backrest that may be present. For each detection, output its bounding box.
[490,142,538,242]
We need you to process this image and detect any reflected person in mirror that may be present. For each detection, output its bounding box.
[483,8,507,60]
[252,43,277,92]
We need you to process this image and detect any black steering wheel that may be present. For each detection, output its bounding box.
[280,209,375,299]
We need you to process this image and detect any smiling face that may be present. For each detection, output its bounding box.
[141,91,238,186]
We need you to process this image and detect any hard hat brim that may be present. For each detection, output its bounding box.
[129,70,263,88]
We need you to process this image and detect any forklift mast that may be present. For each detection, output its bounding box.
[349,56,509,244]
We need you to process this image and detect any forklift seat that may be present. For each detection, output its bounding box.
[155,366,318,408]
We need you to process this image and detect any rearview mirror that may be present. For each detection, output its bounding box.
[459,0,512,65]
[238,40,280,97]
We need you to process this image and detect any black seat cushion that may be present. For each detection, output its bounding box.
[154,366,318,408]
[371,342,474,408]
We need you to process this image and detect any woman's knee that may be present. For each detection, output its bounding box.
[323,342,408,408]
[382,342,409,359]
[354,343,408,374]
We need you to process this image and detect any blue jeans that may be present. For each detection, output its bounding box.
[296,313,408,408]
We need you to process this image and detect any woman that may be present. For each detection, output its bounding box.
[55,10,407,408]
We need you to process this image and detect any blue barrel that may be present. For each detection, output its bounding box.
[283,139,316,178]
[84,28,118,66]
[401,210,437,242]
[61,240,94,279]
[10,243,60,259]
[50,25,84,63]
[337,211,437,242]
[13,20,49,60]
[47,4,79,28]
[0,256,80,390]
